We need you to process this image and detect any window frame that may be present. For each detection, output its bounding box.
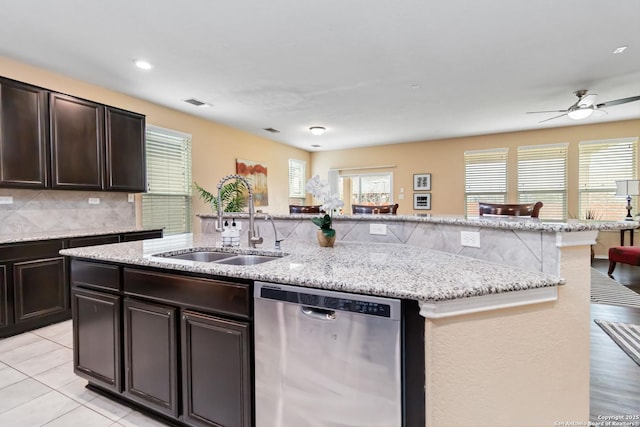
[578,137,638,221]
[517,143,568,221]
[142,125,193,235]
[464,148,508,216]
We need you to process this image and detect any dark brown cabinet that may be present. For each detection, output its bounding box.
[0,78,49,188]
[0,266,7,328]
[182,311,251,427]
[72,287,122,392]
[105,107,146,192]
[13,257,66,323]
[0,75,146,192]
[49,92,104,190]
[71,261,252,427]
[0,240,67,338]
[124,298,178,418]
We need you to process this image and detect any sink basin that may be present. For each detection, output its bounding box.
[161,251,237,262]
[215,255,280,266]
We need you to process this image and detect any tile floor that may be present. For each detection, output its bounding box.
[0,320,169,426]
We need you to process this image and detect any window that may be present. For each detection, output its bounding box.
[338,173,393,205]
[464,148,507,216]
[579,137,638,221]
[517,143,568,221]
[288,159,306,198]
[142,125,192,235]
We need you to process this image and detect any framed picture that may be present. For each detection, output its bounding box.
[413,173,431,191]
[413,193,431,210]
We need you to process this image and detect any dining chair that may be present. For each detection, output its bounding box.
[351,203,399,215]
[289,205,322,214]
[478,201,543,218]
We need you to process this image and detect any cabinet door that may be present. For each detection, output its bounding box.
[49,93,104,190]
[105,107,146,192]
[0,78,49,188]
[72,288,121,392]
[13,257,66,322]
[181,311,251,427]
[0,266,7,328]
[124,298,178,417]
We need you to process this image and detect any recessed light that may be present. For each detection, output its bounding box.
[309,126,326,136]
[613,46,628,54]
[134,59,153,70]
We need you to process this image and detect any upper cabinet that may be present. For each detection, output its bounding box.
[105,107,146,192]
[50,93,104,190]
[0,76,146,193]
[0,78,49,188]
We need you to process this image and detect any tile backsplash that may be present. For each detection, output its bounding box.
[0,189,135,234]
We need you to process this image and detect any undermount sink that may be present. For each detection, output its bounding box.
[215,255,281,266]
[155,250,282,266]
[162,251,237,262]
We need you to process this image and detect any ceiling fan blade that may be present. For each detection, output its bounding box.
[538,113,567,123]
[526,109,568,114]
[596,95,640,108]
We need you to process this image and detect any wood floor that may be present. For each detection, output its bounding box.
[590,259,640,421]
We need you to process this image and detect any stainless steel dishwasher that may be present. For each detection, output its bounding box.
[254,281,402,427]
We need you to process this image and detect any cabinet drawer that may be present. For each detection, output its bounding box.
[124,268,250,319]
[0,240,63,262]
[68,235,120,248]
[122,230,163,242]
[71,259,121,292]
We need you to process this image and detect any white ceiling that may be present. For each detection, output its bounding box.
[1,0,639,151]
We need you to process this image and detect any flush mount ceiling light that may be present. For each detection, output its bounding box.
[613,46,628,54]
[134,59,153,70]
[309,126,326,136]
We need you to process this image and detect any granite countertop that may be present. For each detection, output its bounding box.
[198,212,639,232]
[59,233,564,303]
[0,227,163,245]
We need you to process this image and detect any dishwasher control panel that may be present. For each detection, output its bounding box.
[259,285,393,318]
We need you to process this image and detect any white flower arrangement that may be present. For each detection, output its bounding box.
[305,174,344,238]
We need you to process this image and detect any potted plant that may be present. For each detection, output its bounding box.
[194,180,247,212]
[305,175,344,247]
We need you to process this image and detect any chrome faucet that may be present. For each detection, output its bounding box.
[265,215,284,250]
[215,174,263,248]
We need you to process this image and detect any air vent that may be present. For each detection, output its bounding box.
[184,98,206,106]
[263,127,280,133]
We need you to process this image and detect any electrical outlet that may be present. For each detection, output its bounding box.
[0,196,13,204]
[460,231,480,248]
[128,194,135,203]
[88,197,100,205]
[369,223,387,235]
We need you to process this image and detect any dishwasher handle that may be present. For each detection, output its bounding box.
[301,306,337,321]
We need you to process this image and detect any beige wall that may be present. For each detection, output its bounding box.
[311,120,640,255]
[425,245,591,426]
[0,55,312,226]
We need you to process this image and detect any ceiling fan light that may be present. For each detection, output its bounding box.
[310,126,326,136]
[567,108,593,120]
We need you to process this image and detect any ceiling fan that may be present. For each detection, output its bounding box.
[526,89,640,123]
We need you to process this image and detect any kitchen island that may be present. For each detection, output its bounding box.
[60,217,633,427]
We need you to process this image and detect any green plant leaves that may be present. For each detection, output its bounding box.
[194,180,247,213]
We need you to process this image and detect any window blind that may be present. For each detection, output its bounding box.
[288,159,306,198]
[142,126,192,234]
[517,143,568,221]
[464,148,508,216]
[578,137,638,221]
